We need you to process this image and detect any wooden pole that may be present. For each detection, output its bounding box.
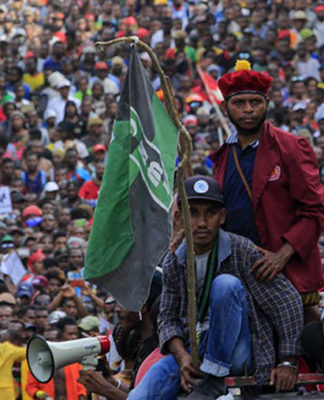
[196,65,232,144]
[96,37,200,368]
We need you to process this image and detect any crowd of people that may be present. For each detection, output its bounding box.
[1,0,324,399]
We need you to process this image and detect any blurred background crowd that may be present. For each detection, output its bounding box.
[1,0,324,398]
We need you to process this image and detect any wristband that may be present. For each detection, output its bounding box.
[35,391,46,399]
[277,361,298,371]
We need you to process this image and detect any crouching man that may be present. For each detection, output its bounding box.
[128,176,304,400]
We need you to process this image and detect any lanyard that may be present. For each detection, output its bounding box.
[197,240,218,323]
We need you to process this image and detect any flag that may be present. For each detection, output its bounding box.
[193,69,224,104]
[0,251,26,285]
[84,48,178,311]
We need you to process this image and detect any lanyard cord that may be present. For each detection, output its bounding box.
[197,239,218,323]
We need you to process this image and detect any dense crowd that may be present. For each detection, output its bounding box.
[1,0,324,399]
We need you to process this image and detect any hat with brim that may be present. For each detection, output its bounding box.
[179,175,224,205]
[78,316,100,331]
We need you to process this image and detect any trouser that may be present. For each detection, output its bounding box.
[127,274,253,400]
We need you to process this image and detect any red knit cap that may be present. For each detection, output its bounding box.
[218,60,273,100]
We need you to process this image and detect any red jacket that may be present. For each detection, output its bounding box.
[210,121,324,293]
[26,363,86,400]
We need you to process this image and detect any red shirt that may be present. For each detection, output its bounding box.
[79,179,100,200]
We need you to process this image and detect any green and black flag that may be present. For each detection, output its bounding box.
[84,48,178,311]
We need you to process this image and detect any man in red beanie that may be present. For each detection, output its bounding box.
[210,60,324,322]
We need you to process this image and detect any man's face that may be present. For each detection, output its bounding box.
[0,306,12,326]
[42,214,56,232]
[116,303,139,331]
[66,151,78,168]
[104,302,115,324]
[62,324,78,341]
[58,208,71,225]
[48,278,61,295]
[24,308,36,324]
[2,161,14,177]
[35,310,49,329]
[69,248,84,269]
[54,236,67,251]
[95,162,105,181]
[26,155,38,172]
[225,94,269,134]
[187,200,226,255]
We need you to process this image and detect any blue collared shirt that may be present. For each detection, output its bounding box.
[223,134,261,245]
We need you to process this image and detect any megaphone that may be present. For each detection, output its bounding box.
[27,335,110,383]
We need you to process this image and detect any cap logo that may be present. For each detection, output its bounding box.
[193,180,209,194]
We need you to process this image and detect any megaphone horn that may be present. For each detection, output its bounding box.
[27,335,110,383]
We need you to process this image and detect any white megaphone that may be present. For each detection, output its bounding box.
[27,335,110,383]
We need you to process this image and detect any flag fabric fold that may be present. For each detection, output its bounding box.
[85,48,178,311]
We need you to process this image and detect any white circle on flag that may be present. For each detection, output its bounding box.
[194,180,209,193]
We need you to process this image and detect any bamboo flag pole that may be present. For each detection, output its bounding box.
[96,37,200,368]
[196,65,232,145]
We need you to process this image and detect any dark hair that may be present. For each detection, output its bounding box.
[146,270,162,311]
[113,324,143,361]
[56,316,76,334]
[53,231,67,241]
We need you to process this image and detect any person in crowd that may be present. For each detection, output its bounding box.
[211,60,324,323]
[125,176,303,399]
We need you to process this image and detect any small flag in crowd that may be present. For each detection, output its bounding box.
[85,48,178,311]
[0,251,26,286]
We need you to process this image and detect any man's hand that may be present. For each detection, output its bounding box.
[270,366,298,392]
[60,284,76,298]
[250,242,295,282]
[78,370,111,396]
[177,352,204,393]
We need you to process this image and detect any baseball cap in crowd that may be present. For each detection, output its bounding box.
[292,10,308,20]
[154,0,168,4]
[1,235,15,249]
[57,80,71,89]
[181,176,224,205]
[137,28,150,39]
[183,114,198,126]
[11,191,27,204]
[315,5,324,13]
[95,61,108,70]
[0,5,7,13]
[196,107,210,117]
[17,282,33,299]
[0,292,16,305]
[23,7,33,16]
[23,205,42,219]
[48,310,66,325]
[32,275,48,289]
[93,144,106,153]
[111,56,124,67]
[0,221,7,231]
[44,182,59,193]
[44,109,57,121]
[78,316,100,332]
[27,249,45,270]
[9,225,24,235]
[105,296,116,305]
[292,103,306,112]
[88,116,104,129]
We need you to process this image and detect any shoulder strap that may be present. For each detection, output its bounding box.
[232,145,253,201]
